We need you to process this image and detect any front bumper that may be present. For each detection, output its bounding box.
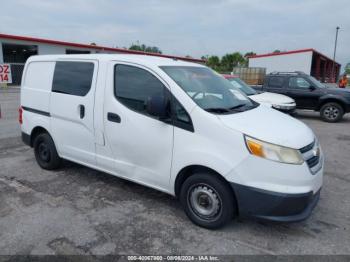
[225,142,323,222]
[231,183,320,222]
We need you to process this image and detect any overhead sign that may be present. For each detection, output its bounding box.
[0,64,12,84]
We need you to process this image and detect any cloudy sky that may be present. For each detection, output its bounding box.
[1,0,349,68]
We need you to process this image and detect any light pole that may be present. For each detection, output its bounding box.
[331,26,340,83]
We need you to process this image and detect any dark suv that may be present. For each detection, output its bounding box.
[254,72,350,122]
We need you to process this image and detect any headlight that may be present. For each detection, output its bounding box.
[272,104,295,110]
[244,135,304,164]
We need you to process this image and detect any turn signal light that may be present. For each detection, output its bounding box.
[246,139,264,157]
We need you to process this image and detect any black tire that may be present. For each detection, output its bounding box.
[33,132,62,170]
[179,172,237,229]
[320,102,344,122]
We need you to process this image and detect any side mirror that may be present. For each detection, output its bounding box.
[146,94,169,119]
[309,85,316,91]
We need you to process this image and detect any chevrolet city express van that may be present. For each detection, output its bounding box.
[20,54,323,229]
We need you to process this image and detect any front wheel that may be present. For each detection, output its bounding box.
[320,102,344,122]
[180,173,237,229]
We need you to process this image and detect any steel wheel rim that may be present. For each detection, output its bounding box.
[188,184,222,220]
[324,106,339,120]
[38,142,50,162]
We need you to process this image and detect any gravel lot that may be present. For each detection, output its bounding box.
[0,88,349,255]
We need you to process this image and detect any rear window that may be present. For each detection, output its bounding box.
[52,61,94,96]
[268,76,284,88]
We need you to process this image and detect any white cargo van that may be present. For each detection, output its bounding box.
[20,54,323,228]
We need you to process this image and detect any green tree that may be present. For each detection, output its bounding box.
[221,52,246,72]
[244,52,256,58]
[206,56,221,71]
[345,63,350,74]
[129,42,162,54]
[242,52,256,66]
[204,52,255,72]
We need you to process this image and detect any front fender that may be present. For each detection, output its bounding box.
[319,94,350,111]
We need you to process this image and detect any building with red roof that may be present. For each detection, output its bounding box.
[248,49,341,83]
[0,33,204,85]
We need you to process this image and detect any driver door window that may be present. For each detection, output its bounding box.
[114,64,193,131]
[114,65,165,117]
[289,77,310,89]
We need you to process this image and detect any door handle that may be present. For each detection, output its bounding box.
[107,112,121,123]
[79,105,85,119]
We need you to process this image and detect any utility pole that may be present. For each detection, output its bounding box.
[331,26,340,83]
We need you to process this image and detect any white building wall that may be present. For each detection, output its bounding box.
[39,43,102,55]
[249,51,313,74]
[38,44,66,55]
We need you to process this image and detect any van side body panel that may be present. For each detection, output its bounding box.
[20,61,55,140]
[49,59,99,165]
[100,61,174,192]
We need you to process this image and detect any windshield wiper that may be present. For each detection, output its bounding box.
[228,103,246,110]
[205,107,231,113]
[205,103,250,114]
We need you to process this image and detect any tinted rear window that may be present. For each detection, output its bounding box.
[268,76,284,88]
[52,61,94,96]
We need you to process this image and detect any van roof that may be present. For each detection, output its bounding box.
[26,54,205,67]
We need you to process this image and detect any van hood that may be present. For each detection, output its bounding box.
[218,105,314,149]
[249,92,295,105]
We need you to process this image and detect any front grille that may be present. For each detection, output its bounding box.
[306,155,320,168]
[299,140,322,174]
[300,141,315,153]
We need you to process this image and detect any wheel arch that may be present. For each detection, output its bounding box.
[318,97,346,112]
[174,165,240,217]
[30,126,50,147]
[174,165,236,199]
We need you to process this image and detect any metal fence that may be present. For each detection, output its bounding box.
[232,67,266,86]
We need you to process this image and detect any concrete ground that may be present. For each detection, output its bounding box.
[0,88,349,255]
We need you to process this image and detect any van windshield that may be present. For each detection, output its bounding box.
[161,66,258,114]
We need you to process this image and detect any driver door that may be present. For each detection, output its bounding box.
[102,63,174,190]
[286,76,321,109]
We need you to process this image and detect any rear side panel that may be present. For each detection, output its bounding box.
[21,61,55,113]
[21,61,55,135]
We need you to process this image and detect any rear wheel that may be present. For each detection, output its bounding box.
[320,102,344,122]
[33,132,62,170]
[180,172,236,229]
